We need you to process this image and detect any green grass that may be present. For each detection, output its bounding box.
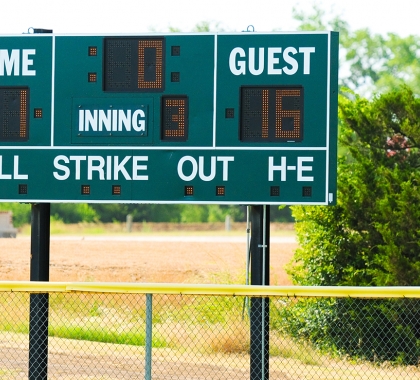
[270,334,323,365]
[18,220,296,237]
[0,322,28,334]
[0,319,167,348]
[0,369,20,379]
[49,325,167,347]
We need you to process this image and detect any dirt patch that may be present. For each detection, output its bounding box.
[0,235,296,285]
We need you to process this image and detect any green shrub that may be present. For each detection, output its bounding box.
[275,298,420,365]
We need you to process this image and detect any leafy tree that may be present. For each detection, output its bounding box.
[179,205,209,223]
[0,203,31,227]
[0,203,98,226]
[293,6,420,96]
[289,87,420,286]
[51,203,97,223]
[89,204,183,223]
[192,21,225,32]
[289,8,420,285]
[179,204,248,223]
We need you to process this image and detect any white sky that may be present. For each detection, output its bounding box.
[0,0,419,36]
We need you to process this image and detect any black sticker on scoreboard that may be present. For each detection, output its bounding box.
[103,37,165,92]
[161,96,188,141]
[0,87,29,141]
[240,86,303,142]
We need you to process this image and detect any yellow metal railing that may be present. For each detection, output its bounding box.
[2,281,420,297]
[0,282,419,379]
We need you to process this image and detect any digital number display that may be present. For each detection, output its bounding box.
[161,96,188,141]
[0,87,29,141]
[240,86,303,142]
[103,37,165,92]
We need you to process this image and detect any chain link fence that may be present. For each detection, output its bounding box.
[0,283,419,379]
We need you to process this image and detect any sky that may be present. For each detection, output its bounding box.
[0,0,419,37]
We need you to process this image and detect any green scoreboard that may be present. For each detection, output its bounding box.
[0,31,338,204]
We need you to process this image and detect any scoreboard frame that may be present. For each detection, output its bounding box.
[0,31,339,205]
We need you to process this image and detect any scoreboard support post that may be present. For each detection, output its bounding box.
[28,28,52,380]
[250,205,270,380]
[29,203,50,380]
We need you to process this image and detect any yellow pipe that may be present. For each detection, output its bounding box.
[0,281,420,298]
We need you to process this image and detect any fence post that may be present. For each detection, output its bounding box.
[250,205,270,380]
[225,214,231,231]
[126,214,133,232]
[145,293,153,380]
[29,203,50,380]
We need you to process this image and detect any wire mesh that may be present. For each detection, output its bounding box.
[0,289,419,379]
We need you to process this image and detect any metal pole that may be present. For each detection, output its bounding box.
[145,293,153,380]
[250,205,270,380]
[242,206,251,319]
[246,206,251,287]
[29,203,51,380]
[261,205,267,378]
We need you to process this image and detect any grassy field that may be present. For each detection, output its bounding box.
[17,221,296,237]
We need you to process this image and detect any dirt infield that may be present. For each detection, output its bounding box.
[0,233,297,285]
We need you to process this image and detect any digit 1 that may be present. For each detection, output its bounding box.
[261,89,269,138]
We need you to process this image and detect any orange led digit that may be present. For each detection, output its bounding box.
[104,37,165,92]
[0,87,29,141]
[275,89,302,140]
[161,96,189,141]
[138,39,163,90]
